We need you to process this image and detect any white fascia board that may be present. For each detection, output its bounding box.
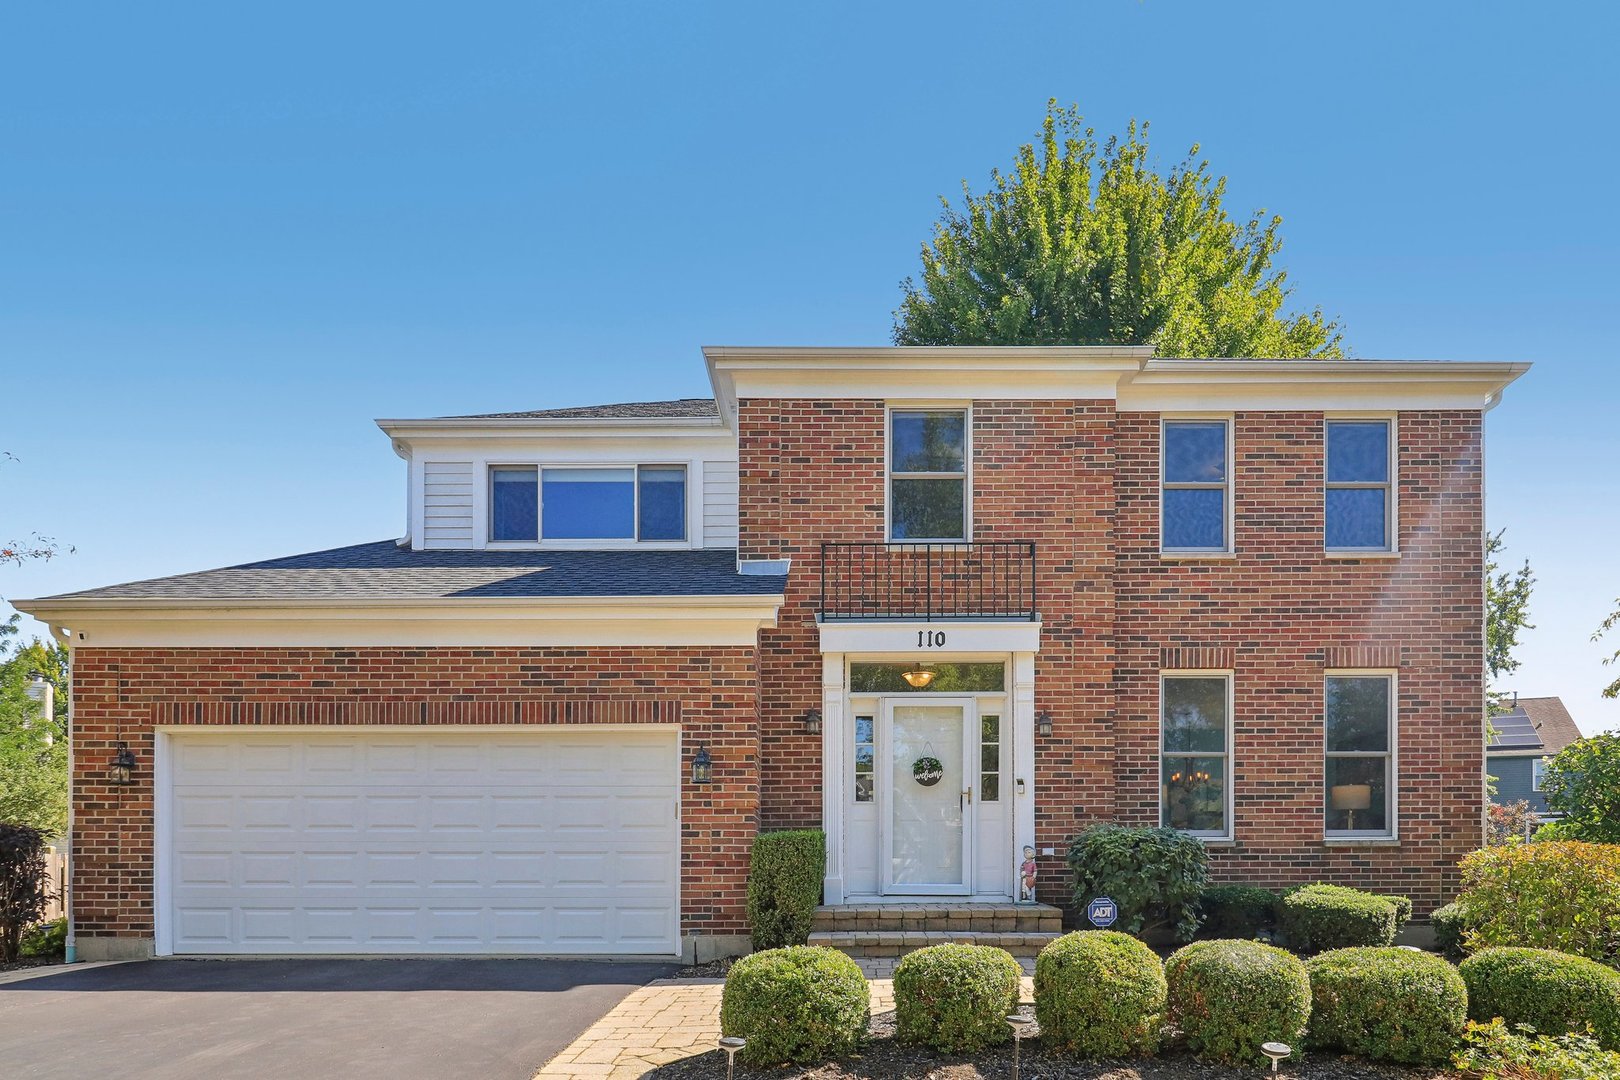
[376,417,728,441]
[23,594,784,649]
[705,345,1150,409]
[1118,359,1532,412]
[817,618,1042,655]
[391,430,739,461]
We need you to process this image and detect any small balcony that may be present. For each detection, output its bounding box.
[818,541,1037,622]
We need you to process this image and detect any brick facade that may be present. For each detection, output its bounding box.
[739,398,1485,914]
[69,646,760,947]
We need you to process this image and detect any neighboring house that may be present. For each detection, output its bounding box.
[15,346,1528,962]
[1488,695,1582,817]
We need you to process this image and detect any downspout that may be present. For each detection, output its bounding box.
[49,623,76,963]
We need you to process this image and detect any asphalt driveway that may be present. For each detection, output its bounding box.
[0,957,679,1080]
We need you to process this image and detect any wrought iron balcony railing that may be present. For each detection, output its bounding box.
[818,541,1037,622]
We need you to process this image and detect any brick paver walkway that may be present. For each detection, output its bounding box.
[534,959,1036,1080]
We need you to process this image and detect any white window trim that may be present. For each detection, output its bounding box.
[1324,669,1399,841]
[484,461,695,550]
[1324,415,1398,555]
[1532,756,1547,792]
[1158,670,1235,841]
[885,404,973,543]
[1160,416,1235,556]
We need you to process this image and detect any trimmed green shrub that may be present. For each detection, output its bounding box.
[719,946,868,1064]
[1197,885,1277,938]
[1389,893,1413,934]
[1165,939,1310,1065]
[1457,842,1620,964]
[1034,930,1166,1057]
[1279,883,1399,952]
[893,944,1021,1053]
[1460,947,1620,1050]
[1453,1017,1620,1079]
[1066,824,1208,942]
[1306,946,1469,1064]
[1431,901,1472,960]
[745,830,826,950]
[19,917,65,958]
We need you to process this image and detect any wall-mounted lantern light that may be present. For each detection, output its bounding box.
[1036,712,1053,738]
[691,744,713,785]
[108,741,137,786]
[803,708,822,736]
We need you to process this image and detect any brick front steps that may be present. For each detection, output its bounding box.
[808,902,1065,957]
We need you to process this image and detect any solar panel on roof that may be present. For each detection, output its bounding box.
[1489,710,1544,749]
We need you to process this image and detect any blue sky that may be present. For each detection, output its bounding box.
[2,1,1615,733]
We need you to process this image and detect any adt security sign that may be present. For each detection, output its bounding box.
[1086,896,1118,928]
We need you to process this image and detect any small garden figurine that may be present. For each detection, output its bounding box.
[1020,845,1037,901]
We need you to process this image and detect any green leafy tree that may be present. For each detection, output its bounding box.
[894,102,1344,356]
[1486,530,1535,687]
[1539,735,1620,844]
[1595,601,1620,699]
[0,619,68,836]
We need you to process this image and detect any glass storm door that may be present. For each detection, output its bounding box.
[881,700,973,894]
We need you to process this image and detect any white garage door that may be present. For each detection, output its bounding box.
[160,728,680,956]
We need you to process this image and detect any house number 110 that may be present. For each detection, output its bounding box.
[917,631,947,648]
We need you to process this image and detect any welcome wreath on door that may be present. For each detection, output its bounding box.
[911,743,944,787]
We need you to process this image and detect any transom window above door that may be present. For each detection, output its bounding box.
[489,464,687,543]
[889,409,968,541]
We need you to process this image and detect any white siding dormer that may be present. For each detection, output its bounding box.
[421,460,476,548]
[382,419,740,552]
[702,460,739,548]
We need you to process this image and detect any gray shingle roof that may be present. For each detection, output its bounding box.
[1487,696,1583,752]
[447,398,719,420]
[32,541,784,602]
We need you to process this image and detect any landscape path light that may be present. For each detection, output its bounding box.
[718,1035,746,1080]
[1261,1041,1292,1073]
[1005,1001,1036,1080]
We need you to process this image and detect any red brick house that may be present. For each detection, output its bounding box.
[16,346,1528,962]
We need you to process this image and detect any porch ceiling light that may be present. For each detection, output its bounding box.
[901,668,936,689]
[108,741,137,786]
[803,708,822,736]
[1036,711,1053,738]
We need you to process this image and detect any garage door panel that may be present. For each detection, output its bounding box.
[166,729,679,955]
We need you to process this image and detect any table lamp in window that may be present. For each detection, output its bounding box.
[1330,784,1373,831]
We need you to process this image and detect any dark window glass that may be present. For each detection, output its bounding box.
[854,714,875,803]
[848,662,1005,693]
[1326,676,1391,752]
[1164,422,1228,483]
[1162,677,1228,753]
[637,466,686,541]
[1162,756,1227,833]
[1327,422,1390,483]
[541,468,635,539]
[1163,488,1226,550]
[1326,756,1389,833]
[491,467,538,542]
[891,478,965,540]
[891,412,966,472]
[1325,488,1388,549]
[980,714,1000,802]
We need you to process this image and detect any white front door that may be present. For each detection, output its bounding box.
[880,699,974,895]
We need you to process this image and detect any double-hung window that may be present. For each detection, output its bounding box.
[1162,420,1230,552]
[1325,674,1395,837]
[889,409,968,541]
[1160,674,1232,838]
[489,464,687,543]
[1532,757,1547,792]
[1325,420,1393,551]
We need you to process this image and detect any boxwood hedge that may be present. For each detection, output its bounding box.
[893,943,1022,1053]
[1305,946,1468,1064]
[1165,939,1310,1065]
[1460,946,1620,1049]
[719,945,868,1064]
[1034,931,1166,1057]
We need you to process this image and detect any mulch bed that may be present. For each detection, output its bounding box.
[0,955,62,974]
[654,1010,1458,1080]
